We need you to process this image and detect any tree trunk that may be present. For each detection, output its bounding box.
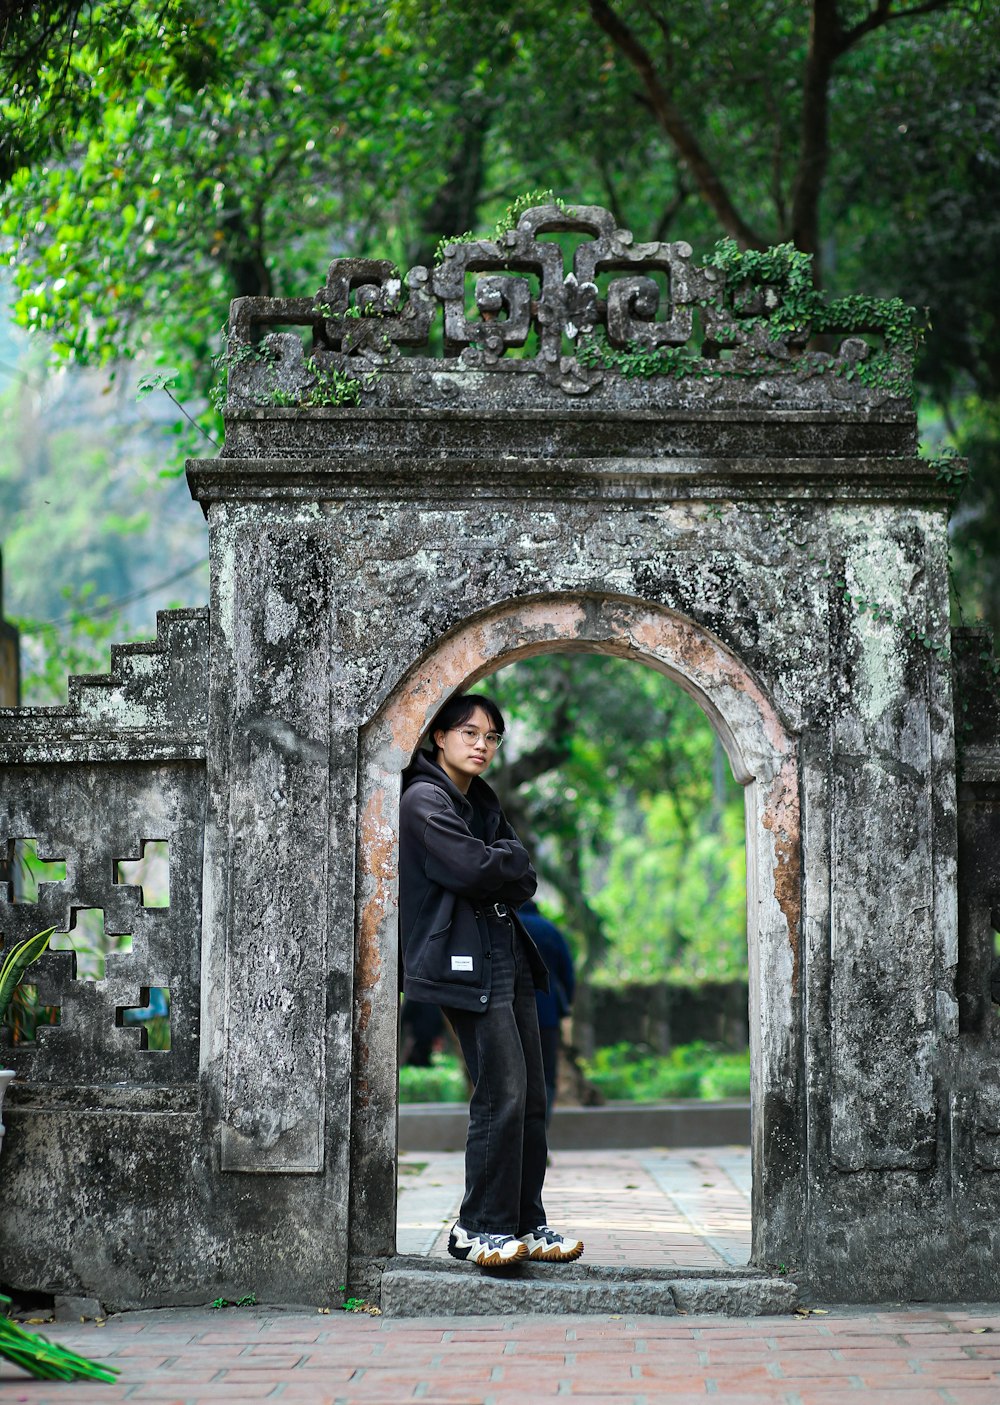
[409,105,492,268]
[789,0,840,281]
[586,0,766,249]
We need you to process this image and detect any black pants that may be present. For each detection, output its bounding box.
[444,912,548,1236]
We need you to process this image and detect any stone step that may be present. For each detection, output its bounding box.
[379,1260,798,1318]
[60,607,209,738]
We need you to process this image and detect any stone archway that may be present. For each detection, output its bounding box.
[4,200,970,1310]
[350,592,802,1272]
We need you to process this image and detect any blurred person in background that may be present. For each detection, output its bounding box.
[518,899,575,1125]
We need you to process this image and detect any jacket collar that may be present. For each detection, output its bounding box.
[402,749,502,821]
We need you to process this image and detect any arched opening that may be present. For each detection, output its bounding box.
[351,593,802,1273]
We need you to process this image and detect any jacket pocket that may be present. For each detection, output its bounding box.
[413,888,455,939]
[424,905,484,987]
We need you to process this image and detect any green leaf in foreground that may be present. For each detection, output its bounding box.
[0,1299,120,1383]
[0,928,55,1023]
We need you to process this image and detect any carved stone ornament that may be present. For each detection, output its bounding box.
[223,201,913,405]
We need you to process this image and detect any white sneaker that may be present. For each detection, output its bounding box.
[519,1225,584,1263]
[447,1223,529,1270]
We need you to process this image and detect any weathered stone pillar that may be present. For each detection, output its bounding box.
[798,507,960,1294]
[195,500,356,1294]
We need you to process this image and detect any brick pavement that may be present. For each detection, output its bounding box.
[5,1303,1000,1403]
[397,1148,753,1268]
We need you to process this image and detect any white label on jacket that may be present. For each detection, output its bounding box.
[451,956,474,971]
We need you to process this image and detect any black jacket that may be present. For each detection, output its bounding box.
[399,751,548,1012]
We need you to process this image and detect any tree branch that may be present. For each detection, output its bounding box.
[504,741,572,792]
[790,0,960,278]
[840,0,957,53]
[595,147,628,228]
[586,0,766,249]
[653,178,689,243]
[637,0,675,70]
[789,0,840,273]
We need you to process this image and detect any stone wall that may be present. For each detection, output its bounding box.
[0,202,990,1306]
[579,981,751,1057]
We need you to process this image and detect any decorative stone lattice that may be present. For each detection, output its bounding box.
[0,810,197,1084]
[0,609,209,1085]
[225,202,912,405]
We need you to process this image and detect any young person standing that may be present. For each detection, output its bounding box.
[399,693,584,1271]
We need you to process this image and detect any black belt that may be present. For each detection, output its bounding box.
[490,902,511,919]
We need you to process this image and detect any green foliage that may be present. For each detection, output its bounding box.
[0,927,54,1026]
[486,653,747,986]
[582,1041,750,1102]
[434,188,566,263]
[945,398,1000,633]
[0,1296,119,1383]
[703,241,922,390]
[0,343,208,630]
[252,358,364,409]
[265,388,299,407]
[15,587,137,705]
[591,793,747,986]
[3,847,169,1044]
[432,228,489,265]
[706,237,819,335]
[141,1006,172,1051]
[1,0,993,404]
[301,358,363,408]
[817,295,920,353]
[577,332,701,380]
[400,1043,749,1102]
[209,336,276,410]
[135,368,220,450]
[398,1051,467,1103]
[494,189,563,237]
[210,340,365,410]
[933,449,971,503]
[574,244,920,392]
[1,0,438,402]
[337,1284,376,1313]
[3,983,59,1044]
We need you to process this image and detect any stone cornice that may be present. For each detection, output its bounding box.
[187,447,947,507]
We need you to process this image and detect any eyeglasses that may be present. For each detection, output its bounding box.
[451,725,504,749]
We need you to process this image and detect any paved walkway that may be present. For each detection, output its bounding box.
[6,1303,1000,1403]
[397,1148,753,1268]
[7,1150,1000,1402]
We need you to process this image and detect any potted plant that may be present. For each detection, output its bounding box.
[0,926,54,1156]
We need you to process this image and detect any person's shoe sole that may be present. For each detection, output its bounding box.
[448,1226,530,1270]
[475,1244,530,1270]
[519,1229,585,1263]
[526,1241,584,1262]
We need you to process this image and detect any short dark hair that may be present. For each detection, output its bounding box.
[425,693,506,752]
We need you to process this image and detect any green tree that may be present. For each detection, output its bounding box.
[3,0,999,620]
[2,2,427,402]
[484,653,747,988]
[6,2,994,361]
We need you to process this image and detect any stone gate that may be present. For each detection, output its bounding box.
[2,203,998,1309]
